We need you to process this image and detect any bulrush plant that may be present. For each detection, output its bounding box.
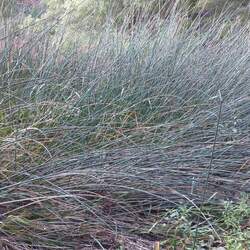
[0,5,249,249]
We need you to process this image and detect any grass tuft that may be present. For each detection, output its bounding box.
[0,6,249,249]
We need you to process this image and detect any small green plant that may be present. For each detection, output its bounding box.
[223,196,250,230]
[222,196,250,250]
[225,231,250,250]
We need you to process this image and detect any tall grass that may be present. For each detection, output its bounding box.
[0,7,249,249]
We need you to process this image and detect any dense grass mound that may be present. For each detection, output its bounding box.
[0,10,249,249]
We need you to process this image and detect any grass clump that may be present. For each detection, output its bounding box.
[0,3,249,249]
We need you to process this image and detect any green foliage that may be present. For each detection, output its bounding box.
[22,0,249,46]
[225,231,250,250]
[0,111,12,137]
[42,0,250,30]
[150,197,250,249]
[42,0,171,30]
[222,196,250,249]
[223,196,250,230]
[0,126,13,137]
